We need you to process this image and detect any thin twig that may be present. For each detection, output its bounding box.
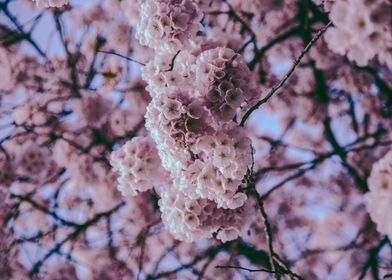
[164,50,181,72]
[215,265,276,273]
[136,223,156,280]
[28,202,125,276]
[98,50,146,66]
[240,21,332,126]
[1,5,47,58]
[253,190,280,278]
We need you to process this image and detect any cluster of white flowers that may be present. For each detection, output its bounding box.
[142,48,257,238]
[195,47,259,123]
[145,90,212,166]
[159,189,254,242]
[110,0,258,242]
[110,136,168,196]
[141,51,196,96]
[365,151,392,240]
[143,46,258,209]
[325,0,392,67]
[33,0,68,8]
[142,47,259,122]
[179,130,252,208]
[135,0,203,53]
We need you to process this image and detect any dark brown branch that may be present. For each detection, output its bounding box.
[0,3,47,58]
[215,265,276,273]
[147,243,230,279]
[359,238,389,280]
[28,202,125,276]
[323,117,368,193]
[251,190,283,279]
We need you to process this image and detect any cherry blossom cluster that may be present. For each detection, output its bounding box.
[190,131,253,207]
[325,0,392,67]
[194,47,259,123]
[159,189,254,242]
[110,136,168,196]
[108,0,260,243]
[145,87,254,207]
[142,47,260,122]
[3,0,392,277]
[365,151,392,240]
[110,133,254,241]
[145,91,212,168]
[141,51,196,96]
[142,46,258,209]
[135,0,203,53]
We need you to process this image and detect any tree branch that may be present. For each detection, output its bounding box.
[240,21,332,127]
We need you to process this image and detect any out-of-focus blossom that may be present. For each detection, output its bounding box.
[365,151,392,240]
[33,0,68,8]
